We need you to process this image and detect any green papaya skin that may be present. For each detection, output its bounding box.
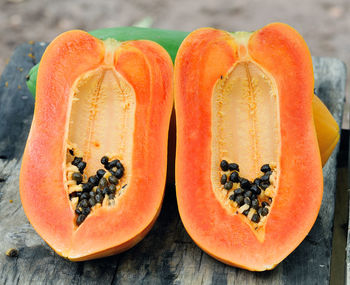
[26,26,189,97]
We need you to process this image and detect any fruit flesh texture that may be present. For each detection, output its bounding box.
[20,30,173,260]
[174,24,323,270]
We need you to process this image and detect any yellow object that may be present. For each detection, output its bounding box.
[313,95,340,166]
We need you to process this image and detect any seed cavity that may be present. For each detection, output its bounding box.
[64,59,136,227]
[211,60,280,241]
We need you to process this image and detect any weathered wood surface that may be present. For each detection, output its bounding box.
[0,43,346,284]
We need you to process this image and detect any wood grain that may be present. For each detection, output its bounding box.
[0,44,346,284]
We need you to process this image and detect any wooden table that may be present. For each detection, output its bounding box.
[0,42,346,284]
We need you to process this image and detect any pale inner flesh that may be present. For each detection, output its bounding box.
[66,66,136,212]
[211,61,280,239]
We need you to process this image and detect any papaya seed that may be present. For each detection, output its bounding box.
[76,214,86,225]
[72,172,83,184]
[261,207,269,216]
[251,214,260,223]
[101,156,109,166]
[228,163,239,171]
[108,175,118,185]
[72,157,82,166]
[224,181,233,190]
[96,169,106,178]
[77,161,87,173]
[220,174,227,185]
[260,164,271,173]
[220,160,229,171]
[229,171,239,183]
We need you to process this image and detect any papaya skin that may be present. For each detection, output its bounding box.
[26,27,339,168]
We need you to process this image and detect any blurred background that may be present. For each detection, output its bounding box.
[0,0,349,126]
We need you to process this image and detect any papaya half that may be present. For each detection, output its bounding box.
[20,30,173,260]
[25,27,339,167]
[174,23,325,270]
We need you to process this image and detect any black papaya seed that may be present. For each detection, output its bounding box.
[228,163,239,172]
[103,187,110,195]
[96,169,106,178]
[116,161,124,170]
[77,161,87,173]
[250,184,261,195]
[220,174,227,185]
[88,175,99,186]
[72,157,82,166]
[260,174,270,182]
[108,175,119,185]
[108,159,119,169]
[260,181,270,189]
[95,194,103,203]
[82,207,91,216]
[76,214,86,225]
[224,181,233,190]
[72,172,83,184]
[108,184,116,193]
[80,192,89,200]
[251,213,260,223]
[229,171,240,183]
[80,199,88,208]
[251,199,259,210]
[261,207,269,216]
[240,178,251,190]
[82,182,93,192]
[88,197,96,207]
[99,177,108,188]
[101,156,109,165]
[220,160,229,171]
[260,164,271,173]
[244,190,252,198]
[115,168,124,179]
[235,195,244,206]
[234,188,244,195]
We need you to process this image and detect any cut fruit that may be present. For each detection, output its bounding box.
[20,30,173,260]
[174,24,323,270]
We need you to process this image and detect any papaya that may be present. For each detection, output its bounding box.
[174,23,325,270]
[25,27,339,167]
[19,30,173,260]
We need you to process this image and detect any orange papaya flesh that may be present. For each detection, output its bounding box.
[20,30,173,260]
[174,23,324,270]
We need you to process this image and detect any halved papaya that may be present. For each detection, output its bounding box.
[174,23,324,270]
[20,30,173,260]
